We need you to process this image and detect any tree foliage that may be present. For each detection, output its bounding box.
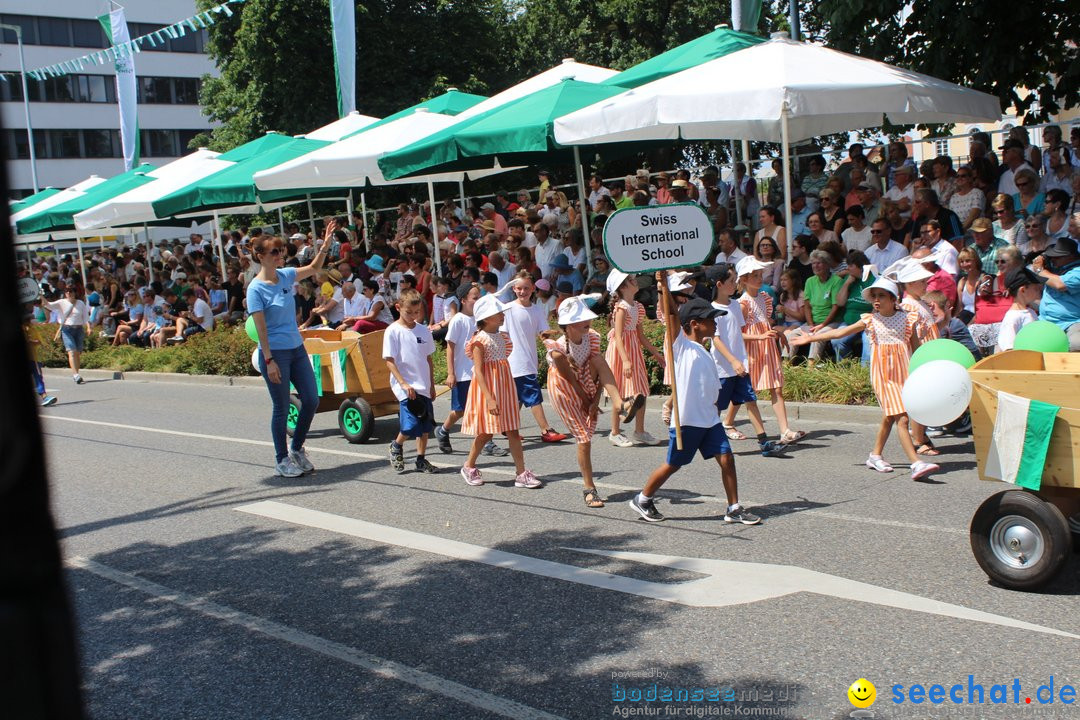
[815,0,1080,123]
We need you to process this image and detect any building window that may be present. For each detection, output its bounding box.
[173,77,200,105]
[0,14,207,53]
[4,128,195,159]
[82,129,117,158]
[3,73,199,104]
[37,17,71,46]
[934,139,949,158]
[70,18,105,48]
[0,15,38,45]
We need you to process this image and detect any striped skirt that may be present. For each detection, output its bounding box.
[461,359,520,435]
[871,343,908,417]
[744,319,784,391]
[605,328,650,398]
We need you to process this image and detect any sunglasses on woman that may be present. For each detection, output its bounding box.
[260,248,283,256]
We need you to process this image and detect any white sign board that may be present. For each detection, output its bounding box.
[17,277,40,304]
[602,203,714,273]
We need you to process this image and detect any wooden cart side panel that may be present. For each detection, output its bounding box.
[1041,353,1080,372]
[970,350,1047,372]
[969,373,1080,489]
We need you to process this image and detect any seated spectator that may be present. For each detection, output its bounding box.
[968,218,1011,275]
[1032,236,1080,351]
[786,235,817,284]
[864,217,909,272]
[1011,168,1044,218]
[1044,189,1071,240]
[1041,144,1075,195]
[831,250,875,364]
[955,247,982,324]
[947,165,985,231]
[169,288,214,342]
[806,211,839,247]
[1018,213,1052,262]
[800,155,829,207]
[911,246,957,309]
[968,246,1023,355]
[929,156,956,207]
[841,205,872,252]
[547,254,583,294]
[353,279,393,333]
[991,192,1023,245]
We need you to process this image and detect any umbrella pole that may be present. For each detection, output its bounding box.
[780,104,794,257]
[426,179,442,276]
[212,210,227,279]
[458,180,466,218]
[277,208,285,236]
[731,140,744,228]
[143,222,150,259]
[345,190,354,233]
[360,192,370,251]
[75,236,88,290]
[573,145,592,269]
[306,195,317,237]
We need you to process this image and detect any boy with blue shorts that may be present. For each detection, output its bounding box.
[629,298,760,525]
[383,289,439,474]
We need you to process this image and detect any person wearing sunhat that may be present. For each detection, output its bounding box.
[789,275,941,481]
[628,297,760,525]
[668,178,691,203]
[544,295,644,508]
[1032,235,1080,350]
[302,267,345,328]
[547,253,584,294]
[605,269,665,448]
[459,294,542,489]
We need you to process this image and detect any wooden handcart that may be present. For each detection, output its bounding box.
[967,350,1080,589]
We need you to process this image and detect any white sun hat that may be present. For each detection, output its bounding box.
[557,294,602,325]
[735,256,774,278]
[473,294,506,323]
[861,276,900,302]
[667,270,694,294]
[606,269,630,294]
[894,258,933,283]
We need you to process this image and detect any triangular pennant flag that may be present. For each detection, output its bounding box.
[218,3,234,17]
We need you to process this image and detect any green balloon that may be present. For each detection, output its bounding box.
[245,315,259,343]
[909,338,976,373]
[1013,320,1069,353]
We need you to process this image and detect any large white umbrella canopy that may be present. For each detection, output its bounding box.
[553,36,1001,145]
[10,176,107,226]
[74,149,230,230]
[455,58,616,122]
[254,109,516,192]
[303,111,380,141]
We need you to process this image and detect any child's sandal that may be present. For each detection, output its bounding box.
[723,425,749,441]
[916,443,941,456]
[583,487,605,508]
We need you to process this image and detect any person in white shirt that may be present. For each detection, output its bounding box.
[44,286,90,383]
[884,164,916,219]
[501,272,568,443]
[587,173,610,210]
[184,234,207,256]
[995,267,1042,353]
[338,281,369,329]
[383,290,438,474]
[714,229,748,265]
[996,140,1034,197]
[863,218,909,272]
[170,288,214,342]
[489,251,517,288]
[842,205,873,252]
[436,283,482,455]
[627,297,760,525]
[532,220,563,279]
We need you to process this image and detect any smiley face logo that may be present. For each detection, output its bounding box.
[848,678,876,708]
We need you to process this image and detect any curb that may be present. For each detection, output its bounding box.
[45,369,882,423]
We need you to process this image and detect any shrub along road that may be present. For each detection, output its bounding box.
[41,378,1078,719]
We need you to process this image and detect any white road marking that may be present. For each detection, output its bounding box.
[67,555,567,720]
[45,415,966,535]
[236,501,1079,640]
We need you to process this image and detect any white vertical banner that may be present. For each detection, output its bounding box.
[329,0,356,117]
[99,7,140,170]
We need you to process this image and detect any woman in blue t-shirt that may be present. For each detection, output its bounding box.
[247,220,336,477]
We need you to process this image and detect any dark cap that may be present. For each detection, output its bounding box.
[455,281,478,301]
[856,181,876,191]
[705,262,734,283]
[1005,266,1043,294]
[556,281,574,294]
[405,395,431,422]
[1042,236,1079,258]
[678,297,726,325]
[999,138,1024,151]
[789,188,806,200]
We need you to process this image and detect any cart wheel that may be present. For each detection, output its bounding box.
[285,396,301,437]
[338,398,374,444]
[970,490,1071,590]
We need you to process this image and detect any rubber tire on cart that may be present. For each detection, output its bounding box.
[970,490,1071,590]
[285,396,301,438]
[338,398,375,444]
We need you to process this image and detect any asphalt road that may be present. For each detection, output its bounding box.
[39,373,1080,720]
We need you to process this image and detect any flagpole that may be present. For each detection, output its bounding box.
[780,104,794,257]
[731,140,743,228]
[306,194,316,237]
[573,145,592,269]
[360,192,370,251]
[426,180,442,276]
[212,209,227,279]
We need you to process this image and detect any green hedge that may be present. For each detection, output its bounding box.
[36,320,877,406]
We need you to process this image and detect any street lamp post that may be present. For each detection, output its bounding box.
[1,23,38,193]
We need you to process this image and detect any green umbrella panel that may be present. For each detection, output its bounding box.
[339,89,486,140]
[10,188,61,216]
[16,164,157,235]
[602,26,764,90]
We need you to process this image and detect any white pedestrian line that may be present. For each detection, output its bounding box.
[66,555,567,720]
[45,415,965,536]
[235,501,1079,640]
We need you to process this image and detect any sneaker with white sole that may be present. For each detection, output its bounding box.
[481,440,508,457]
[289,447,315,474]
[629,496,665,522]
[435,425,453,454]
[925,426,946,438]
[631,431,662,446]
[461,465,484,486]
[275,457,304,478]
[514,469,542,489]
[608,432,635,448]
[910,460,940,481]
[724,504,761,525]
[865,455,894,473]
[73,374,84,384]
[389,443,405,473]
[41,395,58,407]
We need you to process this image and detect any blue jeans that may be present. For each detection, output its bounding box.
[831,330,870,367]
[30,361,44,395]
[259,345,318,462]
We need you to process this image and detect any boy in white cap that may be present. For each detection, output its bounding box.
[629,297,760,525]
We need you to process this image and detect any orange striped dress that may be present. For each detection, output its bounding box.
[544,330,602,444]
[901,296,939,343]
[605,299,650,397]
[461,331,520,435]
[740,291,784,391]
[864,310,918,417]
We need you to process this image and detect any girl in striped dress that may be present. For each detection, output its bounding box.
[545,295,644,507]
[893,260,941,456]
[460,295,542,489]
[790,277,940,480]
[605,270,664,447]
[733,257,805,444]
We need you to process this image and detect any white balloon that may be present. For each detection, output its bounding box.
[901,359,972,426]
[251,347,262,375]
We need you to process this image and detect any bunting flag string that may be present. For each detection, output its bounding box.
[25,0,246,82]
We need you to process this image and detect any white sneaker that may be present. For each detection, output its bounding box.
[865,455,894,473]
[608,432,635,448]
[631,431,662,446]
[73,374,84,384]
[275,457,304,477]
[910,460,940,481]
[289,448,314,474]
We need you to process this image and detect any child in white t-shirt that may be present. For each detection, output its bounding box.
[995,267,1042,353]
[383,290,438,474]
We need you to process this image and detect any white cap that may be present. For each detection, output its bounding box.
[557,294,601,325]
[667,270,693,294]
[861,276,900,302]
[735,256,774,278]
[606,269,630,294]
[473,294,506,323]
[290,233,307,241]
[894,259,933,283]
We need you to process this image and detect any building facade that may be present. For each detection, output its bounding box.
[1,0,216,199]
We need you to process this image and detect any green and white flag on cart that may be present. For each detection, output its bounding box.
[99,8,139,170]
[984,391,1059,491]
[329,0,355,117]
